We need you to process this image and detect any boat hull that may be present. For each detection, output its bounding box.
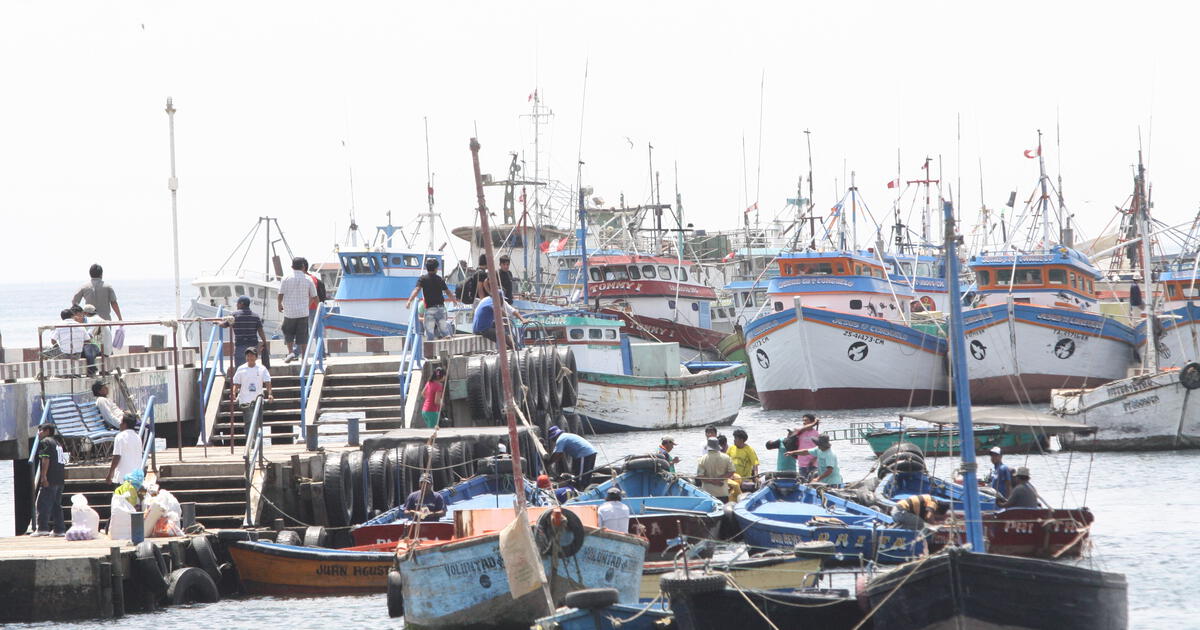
[600,308,728,354]
[863,427,1046,457]
[962,302,1134,404]
[863,548,1127,630]
[1135,302,1200,370]
[639,553,820,599]
[323,312,409,338]
[228,541,393,595]
[399,528,647,629]
[983,508,1094,558]
[1051,369,1200,450]
[571,364,747,432]
[746,305,948,411]
[664,576,867,630]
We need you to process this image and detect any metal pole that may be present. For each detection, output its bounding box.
[173,325,183,462]
[165,98,182,322]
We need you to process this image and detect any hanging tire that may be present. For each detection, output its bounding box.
[448,441,471,481]
[369,449,390,512]
[557,347,578,407]
[387,570,405,618]
[1182,362,1200,389]
[188,535,221,585]
[390,447,406,507]
[275,530,301,546]
[878,453,926,479]
[541,348,561,410]
[535,508,585,558]
[521,349,540,413]
[425,444,449,490]
[465,355,491,420]
[135,541,169,596]
[303,525,328,548]
[624,455,671,473]
[401,444,423,500]
[531,348,550,410]
[484,354,502,421]
[473,434,503,460]
[322,451,353,527]
[660,572,727,596]
[565,587,619,610]
[348,451,371,524]
[166,567,220,604]
[879,442,925,462]
[566,412,586,436]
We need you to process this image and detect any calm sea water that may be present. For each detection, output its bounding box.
[1,280,1194,628]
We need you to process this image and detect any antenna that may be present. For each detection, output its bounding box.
[342,138,360,248]
[424,117,436,253]
[754,69,765,229]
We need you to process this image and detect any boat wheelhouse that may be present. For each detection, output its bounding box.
[1134,269,1200,369]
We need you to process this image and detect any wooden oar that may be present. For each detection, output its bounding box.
[643,506,711,515]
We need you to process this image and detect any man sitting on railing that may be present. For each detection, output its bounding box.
[232,347,273,410]
[106,413,143,484]
[53,308,99,376]
[471,274,525,346]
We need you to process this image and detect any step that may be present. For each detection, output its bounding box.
[319,395,404,408]
[64,474,246,491]
[324,372,402,386]
[320,383,402,396]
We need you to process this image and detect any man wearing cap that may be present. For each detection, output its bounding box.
[1000,467,1043,509]
[222,296,269,368]
[546,426,599,488]
[790,434,842,487]
[986,447,1013,499]
[498,255,515,305]
[656,436,680,472]
[696,437,736,502]
[404,474,447,521]
[597,487,631,533]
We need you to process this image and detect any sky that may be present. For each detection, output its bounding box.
[1,1,1196,284]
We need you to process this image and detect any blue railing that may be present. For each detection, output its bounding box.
[397,306,423,410]
[138,395,157,470]
[298,304,327,441]
[195,307,226,444]
[242,396,265,525]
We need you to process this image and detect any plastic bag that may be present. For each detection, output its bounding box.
[112,326,125,350]
[65,494,99,541]
[146,486,183,537]
[108,492,135,540]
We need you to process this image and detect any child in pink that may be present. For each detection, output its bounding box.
[793,414,820,479]
[421,368,446,428]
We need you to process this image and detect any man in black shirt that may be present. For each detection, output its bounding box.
[33,423,66,536]
[459,254,489,305]
[221,295,269,368]
[408,258,457,340]
[498,254,515,304]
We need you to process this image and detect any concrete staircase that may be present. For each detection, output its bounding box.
[209,369,305,447]
[61,462,248,531]
[316,360,410,431]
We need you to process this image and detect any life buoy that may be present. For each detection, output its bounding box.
[536,508,585,558]
[1181,362,1200,390]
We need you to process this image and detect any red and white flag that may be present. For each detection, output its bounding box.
[1024,147,1041,159]
[886,179,900,189]
[722,251,737,262]
[744,202,758,215]
[540,236,567,253]
[528,89,538,102]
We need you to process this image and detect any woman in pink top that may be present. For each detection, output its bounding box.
[421,368,446,428]
[794,414,820,479]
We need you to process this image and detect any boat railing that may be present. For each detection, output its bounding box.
[297,304,328,441]
[846,421,894,444]
[195,306,226,444]
[396,307,423,413]
[137,395,157,470]
[242,395,266,526]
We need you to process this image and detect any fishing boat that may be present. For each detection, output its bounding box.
[860,406,1085,457]
[392,138,649,629]
[228,540,394,595]
[732,474,926,565]
[566,456,726,559]
[661,570,867,630]
[639,546,820,599]
[1051,156,1200,450]
[522,312,747,432]
[862,198,1128,630]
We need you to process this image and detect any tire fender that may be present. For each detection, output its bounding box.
[166,566,220,604]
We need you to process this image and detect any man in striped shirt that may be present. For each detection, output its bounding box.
[222,295,268,368]
[277,258,317,362]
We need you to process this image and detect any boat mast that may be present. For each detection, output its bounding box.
[1036,130,1053,250]
[165,98,182,322]
[942,197,986,551]
[424,117,436,253]
[470,137,527,508]
[805,130,815,249]
[1135,151,1156,372]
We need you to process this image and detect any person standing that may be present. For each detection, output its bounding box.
[278,258,317,362]
[726,428,760,482]
[791,434,842,487]
[546,426,598,488]
[656,436,680,472]
[498,255,515,305]
[696,437,736,502]
[765,428,799,473]
[106,413,143,484]
[597,487,631,533]
[72,263,123,321]
[408,258,457,341]
[32,423,66,536]
[222,296,269,368]
[91,381,126,429]
[1000,467,1044,508]
[459,254,489,305]
[232,348,273,408]
[794,414,820,479]
[421,367,446,428]
[987,446,1013,499]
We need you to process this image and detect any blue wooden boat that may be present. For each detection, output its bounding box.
[567,457,726,559]
[732,475,926,564]
[351,464,548,546]
[875,471,998,512]
[532,598,672,630]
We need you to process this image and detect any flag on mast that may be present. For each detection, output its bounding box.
[1024,147,1041,159]
[887,179,900,189]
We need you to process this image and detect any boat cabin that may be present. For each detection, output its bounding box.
[521,314,625,374]
[1157,270,1200,304]
[765,251,915,318]
[194,273,277,311]
[968,247,1100,311]
[333,249,443,325]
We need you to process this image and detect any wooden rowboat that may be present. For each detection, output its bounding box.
[228,540,394,595]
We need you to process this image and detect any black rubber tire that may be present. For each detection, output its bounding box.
[425,444,449,491]
[349,451,371,524]
[565,587,619,610]
[659,572,727,596]
[387,570,404,618]
[135,541,169,596]
[322,451,353,527]
[532,348,551,410]
[390,447,406,507]
[625,455,671,473]
[401,444,423,500]
[879,442,925,462]
[275,530,301,546]
[566,412,586,436]
[484,354,502,421]
[189,535,222,585]
[473,434,503,460]
[557,347,578,408]
[448,441,471,481]
[303,525,328,548]
[878,453,926,479]
[536,508,585,558]
[369,449,390,512]
[1182,362,1200,389]
[465,355,491,420]
[479,455,526,476]
[166,566,220,604]
[542,348,562,410]
[520,349,539,413]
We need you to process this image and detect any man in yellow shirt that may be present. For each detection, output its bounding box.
[725,429,759,501]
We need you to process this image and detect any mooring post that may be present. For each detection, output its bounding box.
[347,414,360,446]
[99,561,114,618]
[180,502,196,529]
[306,425,319,451]
[109,546,125,617]
[130,512,144,544]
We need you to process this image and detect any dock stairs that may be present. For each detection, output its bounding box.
[60,461,248,531]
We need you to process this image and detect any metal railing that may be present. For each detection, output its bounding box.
[298,304,327,441]
[195,307,226,443]
[396,306,423,409]
[138,395,158,471]
[242,396,266,526]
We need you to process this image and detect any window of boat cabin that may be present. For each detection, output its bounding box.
[1169,284,1178,298]
[605,328,617,340]
[774,301,784,312]
[642,265,656,279]
[691,302,699,311]
[588,328,603,340]
[605,266,628,281]
[235,285,245,297]
[209,285,232,298]
[628,265,641,280]
[1069,273,1078,289]
[996,269,1013,285]
[976,270,990,286]
[199,287,207,297]
[1015,269,1042,285]
[259,288,268,298]
[804,263,834,275]
[676,267,689,281]
[1087,279,1094,293]
[1048,268,1067,285]
[589,268,602,282]
[569,328,584,340]
[658,265,672,278]
[668,300,677,310]
[740,292,751,307]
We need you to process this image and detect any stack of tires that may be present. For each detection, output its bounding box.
[876,442,927,478]
[462,347,579,427]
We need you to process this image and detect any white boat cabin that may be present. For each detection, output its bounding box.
[765,251,915,319]
[968,247,1101,312]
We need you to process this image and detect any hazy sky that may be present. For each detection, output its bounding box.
[1,1,1194,284]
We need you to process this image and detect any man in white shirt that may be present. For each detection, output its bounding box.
[106,413,143,484]
[596,487,631,533]
[232,348,273,407]
[277,258,317,363]
[53,308,99,375]
[92,381,126,429]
